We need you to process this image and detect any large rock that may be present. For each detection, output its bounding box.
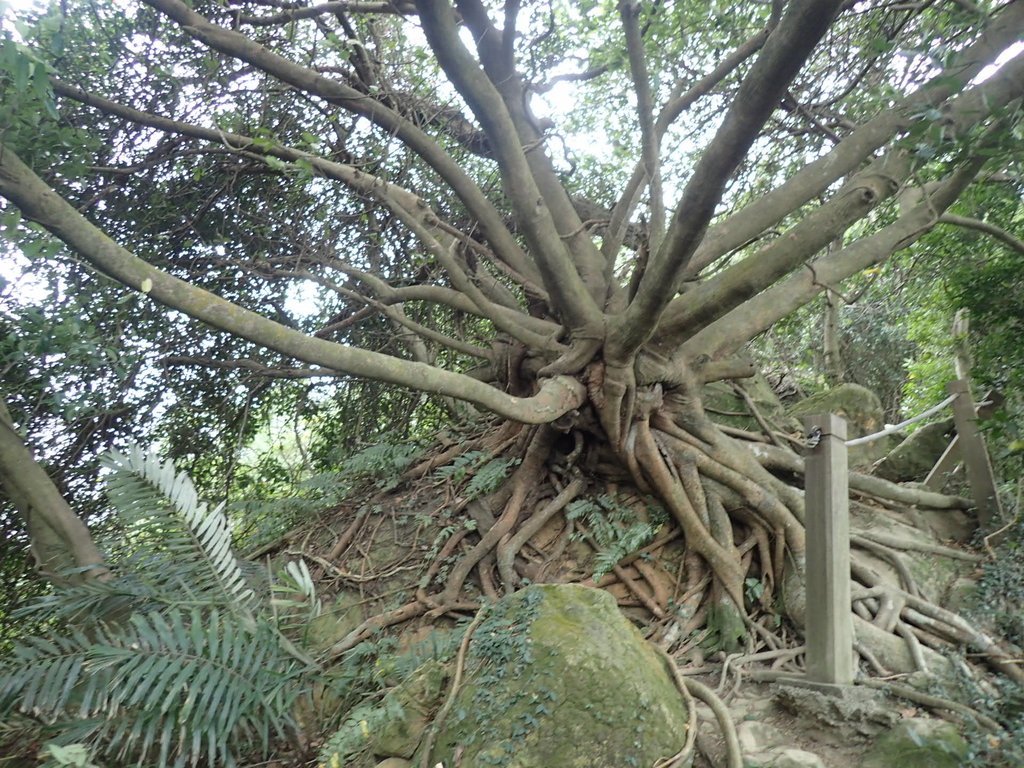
[431,584,691,767]
[873,419,954,482]
[372,660,447,758]
[702,374,801,434]
[861,717,968,768]
[318,660,447,766]
[787,384,889,464]
[749,748,826,768]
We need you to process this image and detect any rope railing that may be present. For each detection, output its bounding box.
[843,394,957,447]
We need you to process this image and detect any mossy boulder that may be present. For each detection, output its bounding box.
[430,584,690,768]
[373,660,447,758]
[318,660,447,766]
[874,419,953,482]
[787,384,888,464]
[861,717,968,768]
[305,590,364,652]
[702,374,800,434]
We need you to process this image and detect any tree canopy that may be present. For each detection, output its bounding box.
[1,0,1024,761]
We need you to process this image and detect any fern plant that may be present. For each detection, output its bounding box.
[566,494,665,580]
[0,445,324,767]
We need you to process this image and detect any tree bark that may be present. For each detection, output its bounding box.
[0,398,107,583]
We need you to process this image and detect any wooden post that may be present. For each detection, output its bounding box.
[948,379,1002,527]
[924,436,961,491]
[803,414,854,685]
[924,389,1003,492]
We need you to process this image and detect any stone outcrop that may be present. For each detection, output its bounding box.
[431,584,691,767]
[787,383,889,464]
[873,419,954,482]
[862,717,968,768]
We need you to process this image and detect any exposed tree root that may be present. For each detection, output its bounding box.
[497,476,585,591]
[652,642,699,768]
[750,443,972,509]
[327,600,428,660]
[418,607,487,768]
[855,678,1002,732]
[682,676,743,768]
[301,406,1019,759]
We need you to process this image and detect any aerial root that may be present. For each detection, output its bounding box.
[634,418,747,609]
[327,600,428,660]
[496,475,585,591]
[680,675,743,768]
[751,442,971,510]
[431,426,554,605]
[852,535,922,597]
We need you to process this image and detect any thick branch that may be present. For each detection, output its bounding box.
[140,0,538,284]
[678,1,1024,279]
[601,27,772,264]
[51,80,561,350]
[749,442,972,510]
[660,154,910,342]
[681,158,988,362]
[0,145,585,424]
[233,1,407,26]
[609,0,844,361]
[455,0,609,302]
[620,0,664,252]
[0,399,107,582]
[415,0,604,332]
[938,213,1024,254]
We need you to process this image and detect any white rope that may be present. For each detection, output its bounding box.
[844,393,957,447]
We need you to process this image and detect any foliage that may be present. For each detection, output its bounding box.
[942,509,1024,766]
[317,694,405,768]
[433,450,518,500]
[0,445,326,767]
[0,3,1022,756]
[336,437,424,491]
[566,494,665,580]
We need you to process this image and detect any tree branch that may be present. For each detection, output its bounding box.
[601,26,771,266]
[232,1,409,26]
[620,0,665,253]
[0,144,585,424]
[0,398,107,582]
[454,0,610,301]
[51,79,561,349]
[679,157,988,363]
[659,153,911,342]
[415,0,605,331]
[678,0,1024,280]
[140,0,537,283]
[938,213,1024,254]
[609,0,844,362]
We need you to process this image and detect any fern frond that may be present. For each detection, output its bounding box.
[103,446,254,608]
[464,457,517,499]
[1,608,304,767]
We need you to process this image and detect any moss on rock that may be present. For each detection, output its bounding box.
[702,374,800,434]
[862,717,967,768]
[430,584,690,768]
[873,419,953,482]
[788,384,889,464]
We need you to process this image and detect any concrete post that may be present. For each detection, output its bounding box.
[803,414,854,685]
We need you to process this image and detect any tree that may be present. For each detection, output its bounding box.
[2,0,1023,678]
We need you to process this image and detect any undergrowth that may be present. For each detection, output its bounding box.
[566,494,666,580]
[955,514,1024,766]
